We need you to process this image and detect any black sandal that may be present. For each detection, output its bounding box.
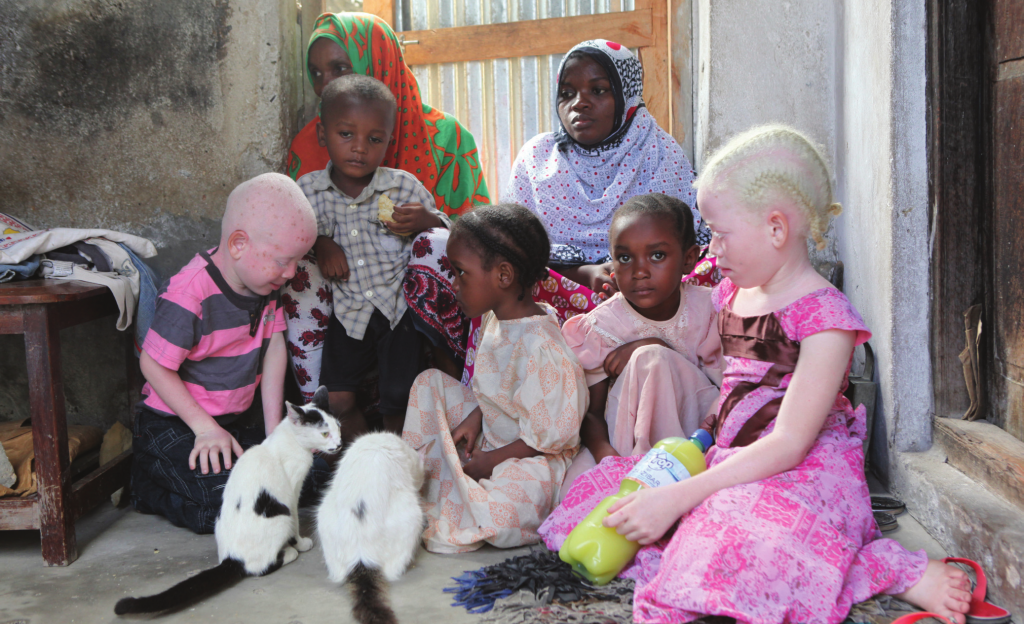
[871,493,906,515]
[874,510,898,532]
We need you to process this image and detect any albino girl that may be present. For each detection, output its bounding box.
[540,125,972,624]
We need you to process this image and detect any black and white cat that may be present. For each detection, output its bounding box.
[317,433,433,624]
[115,387,341,615]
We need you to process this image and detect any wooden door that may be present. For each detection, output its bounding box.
[988,0,1024,440]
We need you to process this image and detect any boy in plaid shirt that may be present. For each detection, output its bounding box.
[296,75,450,442]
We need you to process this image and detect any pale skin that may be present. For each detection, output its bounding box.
[141,173,318,474]
[601,180,972,624]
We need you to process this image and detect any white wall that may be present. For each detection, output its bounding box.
[838,0,932,467]
[694,0,841,265]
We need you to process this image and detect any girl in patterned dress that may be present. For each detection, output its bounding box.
[402,205,588,553]
[557,193,722,501]
[539,125,972,624]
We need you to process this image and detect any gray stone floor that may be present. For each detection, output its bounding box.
[0,486,946,624]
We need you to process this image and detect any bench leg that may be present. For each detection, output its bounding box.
[24,307,77,566]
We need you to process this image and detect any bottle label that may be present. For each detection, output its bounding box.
[624,449,692,489]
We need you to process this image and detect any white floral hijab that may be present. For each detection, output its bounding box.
[506,40,707,266]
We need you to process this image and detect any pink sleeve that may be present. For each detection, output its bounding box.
[561,310,620,387]
[141,291,203,371]
[272,299,287,333]
[778,288,872,345]
[711,278,738,313]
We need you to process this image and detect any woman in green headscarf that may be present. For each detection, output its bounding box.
[283,13,487,404]
[286,12,489,215]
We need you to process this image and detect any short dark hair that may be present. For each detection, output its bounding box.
[451,204,551,301]
[610,193,697,251]
[320,74,397,125]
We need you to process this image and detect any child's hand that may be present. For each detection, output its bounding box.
[189,424,243,475]
[451,407,484,462]
[314,236,350,281]
[577,262,618,300]
[386,203,444,236]
[603,482,700,544]
[603,338,669,377]
[462,448,498,482]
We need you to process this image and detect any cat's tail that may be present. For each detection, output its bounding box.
[348,561,397,624]
[114,558,247,615]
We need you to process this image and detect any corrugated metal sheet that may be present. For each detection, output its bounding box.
[392,0,635,201]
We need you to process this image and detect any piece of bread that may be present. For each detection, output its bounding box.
[377,194,396,224]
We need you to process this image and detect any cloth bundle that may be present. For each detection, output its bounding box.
[0,213,159,346]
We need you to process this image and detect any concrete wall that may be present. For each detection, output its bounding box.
[693,0,842,267]
[837,0,933,471]
[0,0,303,427]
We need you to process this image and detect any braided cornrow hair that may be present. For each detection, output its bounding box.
[451,204,551,300]
[610,193,697,251]
[693,124,840,250]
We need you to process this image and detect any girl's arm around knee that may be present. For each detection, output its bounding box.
[581,380,617,461]
[604,328,857,544]
[462,439,543,481]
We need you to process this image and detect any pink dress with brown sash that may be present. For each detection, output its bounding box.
[539,279,928,624]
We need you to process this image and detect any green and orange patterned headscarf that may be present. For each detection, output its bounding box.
[286,13,489,216]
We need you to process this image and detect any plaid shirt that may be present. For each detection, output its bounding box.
[298,164,450,340]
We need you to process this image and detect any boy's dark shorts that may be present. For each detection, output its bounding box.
[320,308,422,415]
[130,405,332,534]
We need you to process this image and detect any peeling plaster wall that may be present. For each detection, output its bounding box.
[837,0,932,472]
[0,0,302,427]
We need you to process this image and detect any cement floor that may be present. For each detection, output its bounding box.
[0,488,946,624]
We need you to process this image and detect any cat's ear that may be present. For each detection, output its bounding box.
[312,386,330,412]
[417,439,436,461]
[285,401,302,425]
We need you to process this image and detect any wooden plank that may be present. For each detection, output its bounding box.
[989,71,1024,440]
[635,0,671,134]
[994,0,1024,64]
[929,0,990,419]
[935,418,1024,509]
[400,9,654,67]
[24,306,77,566]
[0,279,110,306]
[0,495,40,530]
[670,0,694,159]
[0,310,24,334]
[362,0,394,27]
[71,450,132,522]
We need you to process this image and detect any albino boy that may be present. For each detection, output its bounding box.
[131,173,317,534]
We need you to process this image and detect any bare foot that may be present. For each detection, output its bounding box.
[896,559,973,624]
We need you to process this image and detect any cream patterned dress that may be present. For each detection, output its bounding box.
[402,309,588,553]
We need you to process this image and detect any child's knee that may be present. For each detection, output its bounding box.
[630,343,675,365]
[328,390,358,416]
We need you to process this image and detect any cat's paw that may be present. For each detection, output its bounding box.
[296,537,314,552]
[282,546,299,565]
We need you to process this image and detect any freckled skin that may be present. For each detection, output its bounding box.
[211,173,318,297]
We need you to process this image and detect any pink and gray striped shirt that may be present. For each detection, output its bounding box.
[141,251,286,420]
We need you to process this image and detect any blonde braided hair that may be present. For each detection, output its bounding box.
[694,124,841,250]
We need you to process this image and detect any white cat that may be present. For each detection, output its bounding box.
[115,387,341,615]
[317,432,433,624]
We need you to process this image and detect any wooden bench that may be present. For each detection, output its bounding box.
[0,279,136,566]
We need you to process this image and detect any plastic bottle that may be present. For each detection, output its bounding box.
[559,430,714,585]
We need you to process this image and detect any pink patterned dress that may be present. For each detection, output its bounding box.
[538,279,927,624]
